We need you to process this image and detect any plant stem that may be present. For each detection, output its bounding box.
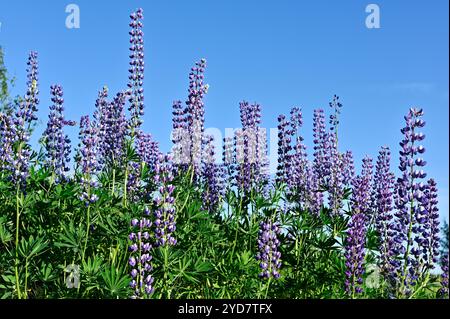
[14,184,21,299]
[123,164,128,207]
[111,167,116,196]
[81,205,91,264]
[264,277,272,298]
[24,259,28,299]
[163,246,170,298]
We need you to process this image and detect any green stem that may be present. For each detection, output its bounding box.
[24,259,28,299]
[81,205,91,264]
[14,185,21,299]
[409,272,430,299]
[264,277,272,298]
[163,246,170,298]
[111,167,116,196]
[230,195,243,262]
[399,128,416,298]
[123,164,128,207]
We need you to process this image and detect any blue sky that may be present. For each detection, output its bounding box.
[0,0,448,222]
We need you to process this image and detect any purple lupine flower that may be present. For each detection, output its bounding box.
[42,84,74,183]
[129,207,154,298]
[201,135,225,212]
[0,113,17,177]
[439,254,449,299]
[77,115,99,206]
[94,89,128,169]
[276,114,292,185]
[137,131,160,171]
[305,163,323,216]
[344,210,366,297]
[9,51,40,188]
[126,160,142,202]
[288,107,310,207]
[109,91,128,164]
[312,109,327,185]
[329,94,342,134]
[171,100,189,167]
[391,108,429,295]
[373,147,395,275]
[326,133,344,215]
[16,51,39,125]
[93,87,109,168]
[235,101,268,193]
[345,173,371,297]
[413,178,440,271]
[361,156,374,219]
[222,136,236,186]
[127,8,145,136]
[185,58,208,181]
[341,150,355,186]
[256,219,282,279]
[153,153,177,247]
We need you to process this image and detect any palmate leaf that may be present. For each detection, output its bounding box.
[101,264,129,298]
[18,235,48,259]
[0,217,12,245]
[54,222,84,254]
[36,261,58,283]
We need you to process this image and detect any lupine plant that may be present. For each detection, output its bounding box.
[0,8,447,300]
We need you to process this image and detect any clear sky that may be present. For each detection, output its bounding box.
[0,0,448,222]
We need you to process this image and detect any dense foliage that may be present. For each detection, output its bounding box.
[0,9,448,299]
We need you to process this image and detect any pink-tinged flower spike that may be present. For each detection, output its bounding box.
[127,8,145,137]
[128,207,154,298]
[41,84,75,183]
[153,153,176,247]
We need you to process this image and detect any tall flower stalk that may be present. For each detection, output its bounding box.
[345,170,371,298]
[392,108,429,297]
[127,8,145,137]
[77,115,99,263]
[373,147,395,276]
[42,84,75,183]
[129,207,154,299]
[185,58,208,182]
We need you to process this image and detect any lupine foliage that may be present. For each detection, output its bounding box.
[0,9,448,299]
